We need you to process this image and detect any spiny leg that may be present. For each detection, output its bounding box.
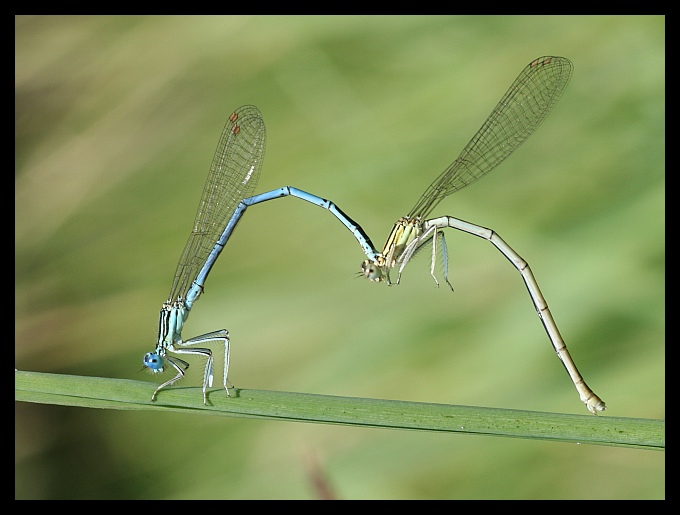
[395,225,453,291]
[436,231,454,291]
[171,329,230,404]
[427,228,455,291]
[166,346,214,404]
[151,355,190,402]
[396,224,437,285]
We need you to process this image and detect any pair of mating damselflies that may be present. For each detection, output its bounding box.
[143,56,605,414]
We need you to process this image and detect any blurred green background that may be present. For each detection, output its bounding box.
[16,16,664,499]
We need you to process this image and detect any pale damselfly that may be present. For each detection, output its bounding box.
[358,56,605,413]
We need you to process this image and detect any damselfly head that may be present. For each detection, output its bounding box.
[143,352,165,373]
[361,260,383,282]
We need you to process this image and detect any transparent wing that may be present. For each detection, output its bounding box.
[408,56,573,220]
[169,105,266,301]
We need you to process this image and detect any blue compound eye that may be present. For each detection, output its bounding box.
[143,352,164,371]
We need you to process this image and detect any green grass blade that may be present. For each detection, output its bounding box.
[15,370,663,450]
